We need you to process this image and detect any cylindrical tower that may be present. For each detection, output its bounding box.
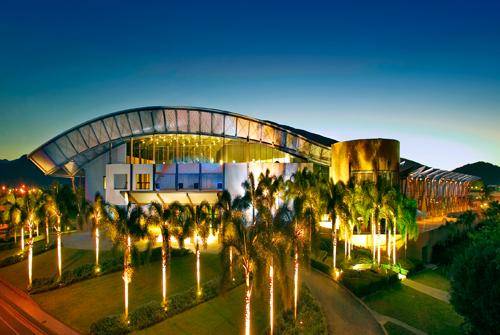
[330,138,400,185]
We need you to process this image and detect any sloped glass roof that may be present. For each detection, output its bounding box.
[28,106,334,176]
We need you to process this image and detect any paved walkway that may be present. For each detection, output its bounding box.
[302,269,385,335]
[401,279,450,303]
[371,310,428,335]
[0,277,80,335]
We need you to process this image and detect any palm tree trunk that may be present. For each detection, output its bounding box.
[371,221,376,262]
[36,223,39,236]
[229,247,233,281]
[14,229,17,243]
[95,226,99,268]
[393,225,397,265]
[244,271,251,335]
[294,248,299,321]
[28,227,33,288]
[21,226,24,251]
[332,222,337,269]
[269,259,274,335]
[344,230,348,258]
[404,231,408,259]
[45,218,49,246]
[57,217,62,278]
[161,231,167,306]
[387,225,391,259]
[196,240,201,295]
[377,219,381,265]
[124,234,131,320]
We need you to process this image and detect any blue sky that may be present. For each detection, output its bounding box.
[0,0,499,169]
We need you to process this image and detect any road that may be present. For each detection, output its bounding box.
[0,297,46,335]
[0,278,79,335]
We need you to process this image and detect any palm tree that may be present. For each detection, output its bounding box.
[216,190,245,281]
[220,208,264,335]
[187,201,211,295]
[254,169,285,334]
[169,202,193,249]
[107,203,149,320]
[276,199,308,321]
[242,172,259,226]
[23,189,44,288]
[286,168,322,256]
[148,202,172,307]
[397,197,418,260]
[44,183,77,278]
[1,192,24,250]
[322,179,346,269]
[89,193,108,270]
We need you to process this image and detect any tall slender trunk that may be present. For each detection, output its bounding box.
[45,218,49,246]
[36,223,39,236]
[393,225,397,265]
[56,217,61,278]
[332,223,337,269]
[161,229,168,306]
[244,271,251,335]
[28,226,33,288]
[95,226,100,268]
[229,247,233,281]
[196,240,201,295]
[124,234,131,320]
[404,231,408,259]
[14,229,17,243]
[21,226,25,251]
[294,248,299,320]
[269,259,274,335]
[377,219,381,265]
[344,230,348,258]
[387,225,391,258]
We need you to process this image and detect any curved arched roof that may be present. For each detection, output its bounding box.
[28,106,335,177]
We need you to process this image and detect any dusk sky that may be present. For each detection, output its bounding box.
[1,0,499,170]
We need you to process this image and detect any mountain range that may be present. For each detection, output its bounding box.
[0,155,498,187]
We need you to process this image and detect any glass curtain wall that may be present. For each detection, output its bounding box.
[126,134,306,164]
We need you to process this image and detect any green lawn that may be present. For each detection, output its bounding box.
[32,252,221,333]
[410,268,450,292]
[365,284,463,335]
[0,247,114,289]
[135,285,268,335]
[384,322,414,335]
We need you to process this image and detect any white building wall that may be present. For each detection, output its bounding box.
[84,144,126,202]
[105,164,130,206]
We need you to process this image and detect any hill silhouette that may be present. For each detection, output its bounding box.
[0,155,68,187]
[453,161,500,186]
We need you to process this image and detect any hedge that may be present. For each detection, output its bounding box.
[89,275,243,335]
[340,268,399,297]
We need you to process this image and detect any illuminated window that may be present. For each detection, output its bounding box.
[136,174,151,190]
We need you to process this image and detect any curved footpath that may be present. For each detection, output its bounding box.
[0,277,80,335]
[302,269,386,335]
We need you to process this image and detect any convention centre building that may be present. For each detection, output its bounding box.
[28,106,479,216]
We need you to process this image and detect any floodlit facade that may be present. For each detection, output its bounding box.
[28,106,479,214]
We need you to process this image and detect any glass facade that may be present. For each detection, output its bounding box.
[126,134,306,165]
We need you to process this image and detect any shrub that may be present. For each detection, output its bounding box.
[89,316,128,335]
[310,258,333,277]
[341,268,398,297]
[0,242,56,268]
[0,241,15,251]
[274,284,327,335]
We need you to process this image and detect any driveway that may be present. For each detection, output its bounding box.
[302,269,385,335]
